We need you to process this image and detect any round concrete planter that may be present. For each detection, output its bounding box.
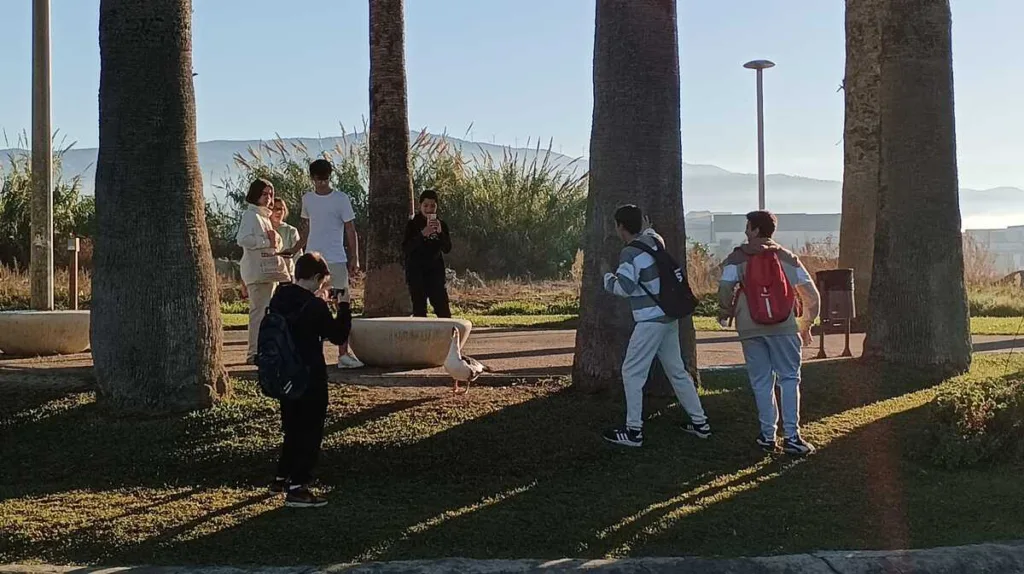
[348,317,472,368]
[0,310,91,356]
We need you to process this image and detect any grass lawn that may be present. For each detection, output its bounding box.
[221,313,1021,336]
[2,355,1023,565]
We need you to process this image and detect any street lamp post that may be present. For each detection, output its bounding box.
[744,59,775,211]
[31,0,54,311]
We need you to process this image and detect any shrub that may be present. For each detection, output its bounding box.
[0,135,95,269]
[924,376,1024,469]
[968,285,1024,318]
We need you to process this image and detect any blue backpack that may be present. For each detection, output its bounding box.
[256,301,311,400]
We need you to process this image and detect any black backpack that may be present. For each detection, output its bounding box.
[256,301,311,400]
[628,239,699,319]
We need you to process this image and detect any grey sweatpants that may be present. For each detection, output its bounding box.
[740,334,803,439]
[622,320,707,429]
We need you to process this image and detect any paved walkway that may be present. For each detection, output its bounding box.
[3,539,1024,573]
[1,329,1019,388]
[221,328,1018,384]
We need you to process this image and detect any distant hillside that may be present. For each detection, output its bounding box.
[3,132,1023,225]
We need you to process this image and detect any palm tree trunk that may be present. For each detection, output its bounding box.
[838,0,882,324]
[864,0,972,376]
[364,0,414,318]
[93,0,229,413]
[573,0,700,394]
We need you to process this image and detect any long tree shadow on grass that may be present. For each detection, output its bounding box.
[0,357,998,565]
[85,365,962,564]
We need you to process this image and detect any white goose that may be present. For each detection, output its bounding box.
[444,327,490,394]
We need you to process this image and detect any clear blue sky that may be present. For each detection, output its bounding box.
[1,0,1023,195]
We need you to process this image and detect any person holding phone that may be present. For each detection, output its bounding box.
[265,252,351,508]
[402,189,452,318]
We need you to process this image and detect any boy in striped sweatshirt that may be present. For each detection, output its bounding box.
[601,205,710,448]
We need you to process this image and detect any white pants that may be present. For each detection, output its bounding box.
[622,320,707,429]
[247,282,277,359]
[325,261,349,292]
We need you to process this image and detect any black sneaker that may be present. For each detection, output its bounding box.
[783,434,816,456]
[756,434,779,453]
[284,486,328,508]
[268,477,288,494]
[682,421,712,439]
[603,427,643,448]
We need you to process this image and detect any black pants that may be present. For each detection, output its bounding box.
[407,268,451,318]
[276,378,328,485]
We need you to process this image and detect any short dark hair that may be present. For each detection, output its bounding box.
[246,178,272,205]
[614,204,643,235]
[746,210,778,238]
[419,189,439,203]
[294,252,331,281]
[309,159,333,180]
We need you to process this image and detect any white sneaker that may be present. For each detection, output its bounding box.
[337,353,364,369]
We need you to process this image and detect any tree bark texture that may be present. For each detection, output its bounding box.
[838,0,882,322]
[864,0,972,376]
[93,0,229,413]
[573,0,700,394]
[365,0,414,318]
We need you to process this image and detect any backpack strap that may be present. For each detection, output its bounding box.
[627,240,667,308]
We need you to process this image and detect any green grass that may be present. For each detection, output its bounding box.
[969,317,1024,336]
[2,355,1023,565]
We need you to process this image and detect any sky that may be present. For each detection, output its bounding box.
[1,0,1023,225]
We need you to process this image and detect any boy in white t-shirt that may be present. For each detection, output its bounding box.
[285,158,364,369]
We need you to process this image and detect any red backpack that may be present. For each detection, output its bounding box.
[741,251,796,325]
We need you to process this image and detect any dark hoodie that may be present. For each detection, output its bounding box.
[268,283,352,383]
[403,213,452,274]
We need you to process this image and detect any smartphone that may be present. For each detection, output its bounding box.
[426,213,437,221]
[330,287,348,303]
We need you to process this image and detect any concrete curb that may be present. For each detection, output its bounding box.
[4,540,1024,574]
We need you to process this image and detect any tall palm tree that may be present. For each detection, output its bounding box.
[93,0,229,413]
[573,0,700,393]
[864,0,971,375]
[838,0,882,322]
[364,0,414,317]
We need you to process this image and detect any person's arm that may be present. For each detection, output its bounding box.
[340,195,359,271]
[345,220,359,270]
[718,265,740,325]
[603,250,638,298]
[790,262,820,332]
[236,211,272,250]
[312,298,352,346]
[438,220,452,254]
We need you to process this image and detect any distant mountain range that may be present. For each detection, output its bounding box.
[3,132,1023,228]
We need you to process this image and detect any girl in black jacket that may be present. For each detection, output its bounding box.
[402,189,452,317]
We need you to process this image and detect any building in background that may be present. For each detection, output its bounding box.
[965,225,1024,274]
[685,211,841,260]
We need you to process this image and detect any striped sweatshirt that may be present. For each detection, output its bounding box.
[604,228,674,323]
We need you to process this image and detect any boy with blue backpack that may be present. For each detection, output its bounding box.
[258,252,351,508]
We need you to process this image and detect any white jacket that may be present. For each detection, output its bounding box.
[236,204,282,285]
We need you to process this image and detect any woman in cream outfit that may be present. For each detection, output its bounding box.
[236,178,287,363]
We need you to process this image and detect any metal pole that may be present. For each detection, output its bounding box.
[31,0,54,311]
[68,238,79,310]
[755,68,766,211]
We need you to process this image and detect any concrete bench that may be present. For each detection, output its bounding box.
[0,310,91,356]
[348,317,472,368]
